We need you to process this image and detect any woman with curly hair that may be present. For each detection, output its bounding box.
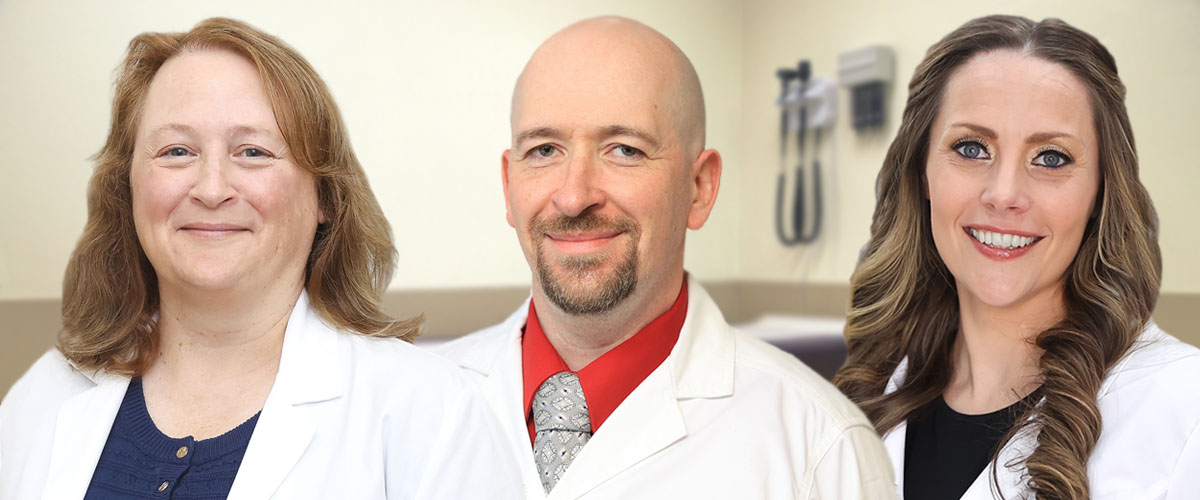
[834,14,1200,500]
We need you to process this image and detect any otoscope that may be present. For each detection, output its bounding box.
[775,60,823,246]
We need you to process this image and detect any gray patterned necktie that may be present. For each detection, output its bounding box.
[532,371,592,493]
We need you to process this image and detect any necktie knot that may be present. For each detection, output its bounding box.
[533,371,592,434]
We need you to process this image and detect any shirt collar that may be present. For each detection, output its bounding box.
[521,279,688,438]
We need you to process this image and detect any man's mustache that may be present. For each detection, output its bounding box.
[531,212,639,237]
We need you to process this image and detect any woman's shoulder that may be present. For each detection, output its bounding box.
[1101,323,1200,399]
[0,350,97,460]
[1090,324,1200,497]
[2,349,95,411]
[1095,323,1200,432]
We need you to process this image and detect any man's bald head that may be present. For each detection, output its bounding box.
[511,16,706,157]
[501,17,722,324]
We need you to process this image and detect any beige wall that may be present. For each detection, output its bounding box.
[740,0,1200,294]
[8,1,1192,299]
[0,0,745,301]
[3,1,1198,391]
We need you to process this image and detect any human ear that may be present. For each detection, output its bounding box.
[686,148,722,230]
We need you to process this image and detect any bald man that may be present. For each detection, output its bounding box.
[434,17,894,500]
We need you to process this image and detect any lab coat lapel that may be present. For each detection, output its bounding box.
[548,365,686,500]
[549,277,731,499]
[228,292,339,500]
[486,320,548,499]
[882,358,908,498]
[40,371,129,500]
[890,424,1024,500]
[884,356,1038,500]
[959,418,1036,500]
[882,422,907,499]
[480,332,528,454]
[454,302,548,498]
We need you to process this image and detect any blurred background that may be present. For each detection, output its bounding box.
[2,0,1197,391]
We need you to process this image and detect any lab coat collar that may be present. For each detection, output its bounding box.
[459,275,734,499]
[264,290,342,406]
[39,291,340,500]
[440,298,544,496]
[883,324,1171,498]
[882,416,1034,500]
[880,360,906,499]
[228,289,339,500]
[66,290,341,406]
[883,352,1042,499]
[666,275,736,399]
[458,275,736,397]
[40,368,131,499]
[553,275,730,499]
[455,299,532,377]
[1096,322,1169,400]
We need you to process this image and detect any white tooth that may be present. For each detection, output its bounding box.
[986,232,996,246]
[1001,234,1013,248]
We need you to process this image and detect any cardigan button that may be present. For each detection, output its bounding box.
[158,481,169,492]
[176,446,189,459]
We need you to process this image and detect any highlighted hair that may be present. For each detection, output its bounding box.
[833,15,1160,500]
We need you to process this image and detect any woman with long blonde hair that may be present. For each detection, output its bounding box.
[835,14,1200,500]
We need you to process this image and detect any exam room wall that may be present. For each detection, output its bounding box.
[739,0,1200,296]
[0,0,746,303]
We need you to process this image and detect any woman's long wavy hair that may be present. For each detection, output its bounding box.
[59,17,422,376]
[832,15,1160,500]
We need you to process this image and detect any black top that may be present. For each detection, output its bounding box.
[903,389,1040,500]
[83,377,261,500]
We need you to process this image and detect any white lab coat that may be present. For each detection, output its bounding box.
[0,291,523,500]
[882,323,1200,499]
[434,277,896,500]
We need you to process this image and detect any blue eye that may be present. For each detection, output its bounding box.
[1034,150,1072,168]
[953,141,989,160]
[165,147,190,157]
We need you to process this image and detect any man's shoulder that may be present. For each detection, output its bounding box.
[336,331,467,381]
[430,323,511,359]
[428,304,527,374]
[728,329,872,430]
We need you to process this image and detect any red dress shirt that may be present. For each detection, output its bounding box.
[521,280,688,444]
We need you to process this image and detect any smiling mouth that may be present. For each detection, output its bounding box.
[546,231,622,242]
[966,227,1042,250]
[544,231,623,254]
[180,224,249,238]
